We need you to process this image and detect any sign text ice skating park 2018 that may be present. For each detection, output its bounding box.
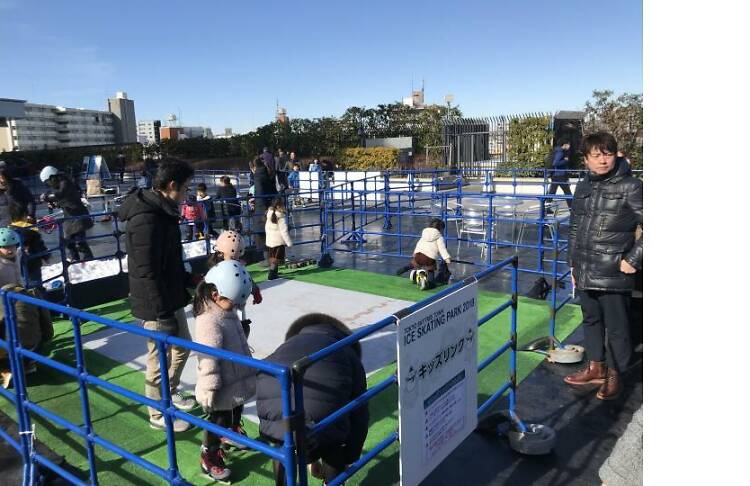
[396,282,478,486]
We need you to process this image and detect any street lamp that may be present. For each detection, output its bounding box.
[444,94,454,117]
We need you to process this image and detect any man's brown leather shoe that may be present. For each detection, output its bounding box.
[563,361,607,386]
[596,369,622,400]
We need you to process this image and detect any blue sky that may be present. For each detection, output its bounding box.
[0,0,642,133]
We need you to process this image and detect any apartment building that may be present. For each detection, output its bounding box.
[0,92,137,152]
[137,119,161,144]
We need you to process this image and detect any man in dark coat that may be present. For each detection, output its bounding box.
[546,140,573,208]
[40,167,94,262]
[0,168,36,226]
[564,132,643,400]
[262,147,276,180]
[214,176,243,232]
[275,149,290,191]
[118,158,197,431]
[142,158,158,188]
[116,152,126,182]
[252,158,277,211]
[256,313,369,485]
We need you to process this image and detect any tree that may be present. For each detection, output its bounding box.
[506,115,554,170]
[583,90,643,169]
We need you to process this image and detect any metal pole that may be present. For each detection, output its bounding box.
[70,316,99,485]
[549,221,560,342]
[292,370,308,485]
[349,182,356,235]
[2,293,34,486]
[383,172,392,230]
[537,197,545,272]
[156,340,180,483]
[281,370,301,486]
[487,195,494,264]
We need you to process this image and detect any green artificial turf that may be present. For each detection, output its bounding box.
[0,264,581,485]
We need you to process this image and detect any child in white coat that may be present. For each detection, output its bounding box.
[264,198,293,281]
[396,218,452,290]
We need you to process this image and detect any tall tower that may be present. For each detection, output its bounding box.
[276,105,289,124]
[107,91,137,144]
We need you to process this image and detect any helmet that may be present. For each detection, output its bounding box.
[215,230,245,260]
[0,228,20,247]
[204,260,254,306]
[40,166,59,183]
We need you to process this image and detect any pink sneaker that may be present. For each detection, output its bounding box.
[201,446,231,482]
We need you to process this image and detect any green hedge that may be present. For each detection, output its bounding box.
[506,115,553,170]
[336,147,399,170]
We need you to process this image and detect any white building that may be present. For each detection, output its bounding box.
[0,92,137,152]
[137,119,161,145]
[182,126,213,139]
[213,128,234,140]
[402,89,425,108]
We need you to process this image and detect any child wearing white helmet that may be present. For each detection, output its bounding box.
[0,227,21,288]
[193,260,257,482]
[206,230,262,337]
[39,165,95,262]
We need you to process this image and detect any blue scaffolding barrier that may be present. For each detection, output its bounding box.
[0,289,299,486]
[317,170,573,341]
[286,255,524,486]
[1,254,525,485]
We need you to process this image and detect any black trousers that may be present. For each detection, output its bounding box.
[547,176,573,208]
[203,404,243,450]
[578,290,632,371]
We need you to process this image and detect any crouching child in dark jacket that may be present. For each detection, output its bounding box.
[256,313,369,486]
[0,283,53,388]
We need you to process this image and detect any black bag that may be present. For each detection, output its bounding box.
[525,277,551,300]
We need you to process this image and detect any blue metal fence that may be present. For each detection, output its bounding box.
[0,289,299,486]
[288,256,523,486]
[0,253,524,485]
[318,170,572,339]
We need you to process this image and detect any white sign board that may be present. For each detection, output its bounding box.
[396,282,478,486]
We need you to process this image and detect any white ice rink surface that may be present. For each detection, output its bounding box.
[81,278,411,422]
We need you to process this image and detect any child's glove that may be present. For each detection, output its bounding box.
[251,284,262,305]
[241,319,252,338]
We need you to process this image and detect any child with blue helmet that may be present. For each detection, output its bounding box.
[193,260,256,482]
[0,227,21,288]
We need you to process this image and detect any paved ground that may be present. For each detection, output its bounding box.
[80,279,410,423]
[425,326,643,486]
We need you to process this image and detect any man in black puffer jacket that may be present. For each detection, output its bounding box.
[118,158,198,432]
[256,313,368,486]
[564,132,642,401]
